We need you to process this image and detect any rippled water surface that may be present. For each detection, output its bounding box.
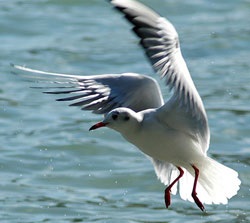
[1,0,250,222]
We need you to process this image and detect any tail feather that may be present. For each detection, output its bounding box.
[152,157,241,205]
[179,169,214,204]
[196,157,240,204]
[179,157,241,205]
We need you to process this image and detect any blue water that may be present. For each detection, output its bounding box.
[1,0,250,222]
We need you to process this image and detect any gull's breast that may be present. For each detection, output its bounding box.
[123,117,205,167]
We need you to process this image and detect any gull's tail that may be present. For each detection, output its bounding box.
[152,157,241,205]
[183,156,241,205]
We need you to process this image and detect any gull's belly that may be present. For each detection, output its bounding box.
[124,123,204,167]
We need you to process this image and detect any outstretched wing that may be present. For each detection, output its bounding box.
[13,65,163,114]
[110,0,209,152]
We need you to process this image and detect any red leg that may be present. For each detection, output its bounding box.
[191,165,205,212]
[164,167,184,208]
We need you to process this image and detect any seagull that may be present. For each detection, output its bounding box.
[13,0,240,211]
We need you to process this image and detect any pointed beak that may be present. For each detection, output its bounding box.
[89,122,108,131]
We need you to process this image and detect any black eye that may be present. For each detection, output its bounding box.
[124,116,130,121]
[112,114,118,120]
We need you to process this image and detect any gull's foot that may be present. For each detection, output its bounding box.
[192,190,205,212]
[191,165,205,212]
[164,167,184,209]
[164,188,171,208]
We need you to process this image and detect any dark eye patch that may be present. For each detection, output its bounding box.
[112,114,118,120]
[124,116,130,121]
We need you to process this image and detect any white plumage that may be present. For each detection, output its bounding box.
[13,0,241,211]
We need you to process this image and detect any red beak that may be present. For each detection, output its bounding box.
[89,122,108,131]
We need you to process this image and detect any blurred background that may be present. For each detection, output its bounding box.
[0,0,249,222]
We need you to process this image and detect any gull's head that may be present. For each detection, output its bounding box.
[89,107,141,133]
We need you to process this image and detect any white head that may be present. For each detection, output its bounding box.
[89,107,141,134]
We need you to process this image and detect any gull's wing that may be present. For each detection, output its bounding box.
[13,65,163,114]
[151,158,179,194]
[110,0,210,152]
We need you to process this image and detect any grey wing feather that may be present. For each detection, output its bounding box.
[13,65,163,114]
[110,0,210,152]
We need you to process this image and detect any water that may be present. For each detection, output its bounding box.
[1,0,250,222]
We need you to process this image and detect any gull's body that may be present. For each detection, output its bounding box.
[14,0,240,211]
